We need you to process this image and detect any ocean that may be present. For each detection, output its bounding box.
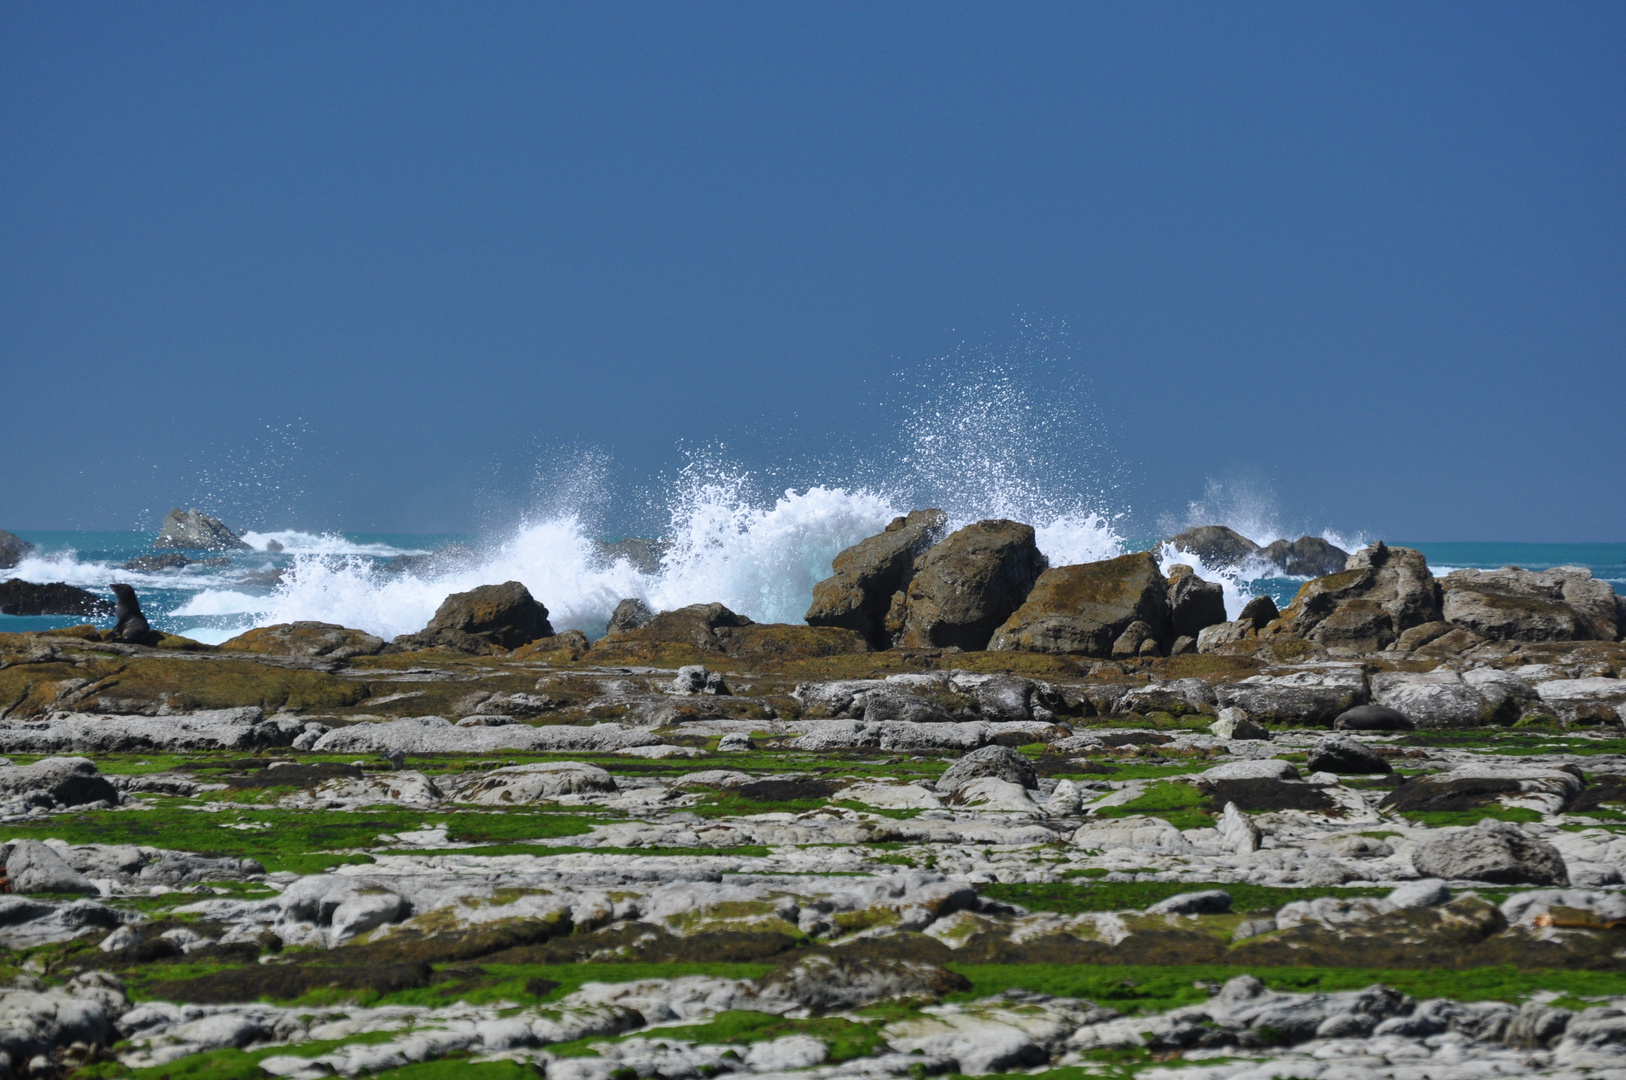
[3,511,1622,647]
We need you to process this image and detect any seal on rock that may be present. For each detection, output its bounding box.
[108,583,159,645]
[1334,704,1414,731]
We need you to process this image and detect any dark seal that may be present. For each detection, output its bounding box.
[1334,704,1414,731]
[109,583,160,645]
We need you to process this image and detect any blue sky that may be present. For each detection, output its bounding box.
[2,3,1622,540]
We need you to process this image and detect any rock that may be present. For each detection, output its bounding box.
[667,665,730,696]
[1260,536,1351,578]
[898,520,1048,651]
[220,622,386,659]
[605,598,654,635]
[1201,759,1300,782]
[1196,619,1253,653]
[0,974,127,1065]
[1390,620,1454,652]
[1334,703,1414,731]
[950,776,1039,812]
[1411,819,1570,885]
[379,544,480,577]
[0,757,120,809]
[1158,525,1262,570]
[1214,664,1369,725]
[1306,734,1391,774]
[1216,801,1261,853]
[1147,889,1231,915]
[1534,677,1626,725]
[1046,779,1082,818]
[6,840,96,894]
[1166,567,1227,638]
[989,551,1167,657]
[1370,670,1494,728]
[805,509,947,648]
[756,953,969,1012]
[1111,619,1159,658]
[1269,541,1441,653]
[1441,566,1620,642]
[0,530,33,570]
[0,709,301,753]
[1380,765,1582,818]
[1168,634,1196,655]
[716,733,752,752]
[310,716,661,754]
[937,745,1039,791]
[1239,594,1279,628]
[397,581,553,652]
[153,508,249,551]
[1210,708,1269,741]
[1461,668,1538,722]
[0,580,113,617]
[122,553,189,572]
[1386,878,1450,909]
[450,762,618,804]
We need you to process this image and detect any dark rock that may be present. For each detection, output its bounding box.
[1261,536,1350,578]
[1147,889,1232,915]
[1158,525,1262,570]
[265,539,285,553]
[154,508,249,551]
[0,580,113,617]
[1440,566,1620,642]
[1379,774,1526,815]
[896,519,1047,651]
[197,556,231,568]
[1306,734,1392,774]
[414,581,552,651]
[938,745,1039,791]
[1270,541,1440,653]
[1238,594,1279,628]
[1111,619,1160,658]
[220,622,386,659]
[989,551,1167,657]
[379,544,480,577]
[806,509,948,648]
[592,537,670,575]
[1166,565,1228,638]
[1410,819,1570,886]
[1334,704,1414,731]
[122,553,189,572]
[605,598,655,635]
[591,604,868,665]
[610,601,752,650]
[0,529,33,570]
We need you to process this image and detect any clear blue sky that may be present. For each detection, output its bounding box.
[3,3,1622,541]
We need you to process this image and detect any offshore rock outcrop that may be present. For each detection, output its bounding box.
[152,508,249,551]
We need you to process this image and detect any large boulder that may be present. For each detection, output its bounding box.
[153,508,249,551]
[1440,566,1621,642]
[1157,525,1262,570]
[1166,565,1227,638]
[1260,536,1350,578]
[1306,734,1391,774]
[593,602,868,664]
[1268,541,1440,653]
[605,598,654,635]
[0,530,34,570]
[988,551,1167,657]
[1534,677,1626,725]
[1213,664,1369,725]
[937,745,1039,792]
[221,622,386,659]
[1410,820,1569,886]
[0,580,113,617]
[0,757,120,810]
[895,520,1047,651]
[5,840,96,895]
[806,509,947,648]
[1370,670,1497,728]
[392,581,553,652]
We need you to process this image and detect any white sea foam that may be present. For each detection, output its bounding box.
[239,530,421,557]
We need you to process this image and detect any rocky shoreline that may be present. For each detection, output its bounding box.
[1,515,1624,1080]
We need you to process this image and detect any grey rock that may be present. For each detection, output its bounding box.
[1119,678,1215,716]
[1385,878,1450,909]
[1370,670,1493,729]
[0,580,113,618]
[900,519,1048,651]
[1201,758,1300,781]
[716,733,753,752]
[1442,565,1620,642]
[1157,526,1262,571]
[938,745,1039,791]
[1146,889,1231,915]
[122,553,189,572]
[153,508,249,551]
[1334,703,1414,731]
[6,841,95,895]
[310,716,661,754]
[667,665,730,696]
[862,691,955,724]
[0,709,298,753]
[1274,541,1441,653]
[754,953,966,1011]
[1214,664,1369,725]
[1306,734,1391,774]
[990,551,1169,657]
[399,581,553,652]
[805,509,947,648]
[0,530,33,571]
[1534,677,1626,725]
[1196,619,1253,653]
[1411,819,1570,885]
[1505,1001,1573,1048]
[606,598,655,635]
[1209,708,1270,741]
[1238,594,1279,628]
[1216,802,1261,853]
[0,757,120,809]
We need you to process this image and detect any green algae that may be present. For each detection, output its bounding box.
[982,881,1388,915]
[1088,781,1210,830]
[548,1009,885,1061]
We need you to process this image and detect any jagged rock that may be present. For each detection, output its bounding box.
[0,709,301,753]
[0,756,120,809]
[1239,594,1279,627]
[0,973,128,1065]
[394,581,553,652]
[805,509,947,648]
[310,716,660,754]
[897,520,1047,651]
[154,508,249,551]
[1213,664,1369,725]
[1334,703,1414,731]
[1209,708,1269,741]
[1390,620,1454,652]
[0,530,33,570]
[938,745,1039,792]
[1216,801,1261,853]
[1441,566,1621,642]
[0,580,113,617]
[1045,779,1082,817]
[1260,536,1350,578]
[6,840,96,894]
[716,732,752,752]
[1166,565,1227,638]
[122,553,189,572]
[1306,734,1391,774]
[1158,525,1262,570]
[1370,669,1494,728]
[755,953,969,1011]
[1196,618,1253,653]
[220,622,386,659]
[989,551,1166,657]
[1269,541,1440,653]
[667,665,730,696]
[449,762,618,804]
[1411,819,1570,885]
[1534,677,1626,725]
[605,598,655,635]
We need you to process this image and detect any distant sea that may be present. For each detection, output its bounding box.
[3,528,1622,646]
